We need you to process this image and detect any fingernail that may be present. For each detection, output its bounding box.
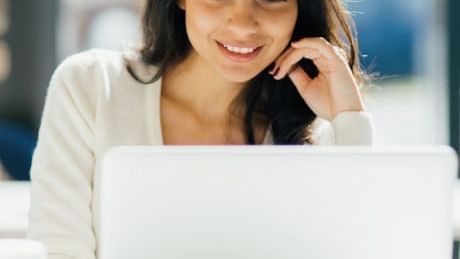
[271,67,280,77]
[269,63,276,73]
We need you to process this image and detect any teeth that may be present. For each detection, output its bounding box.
[223,44,256,54]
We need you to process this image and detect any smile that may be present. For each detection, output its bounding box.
[223,45,257,54]
[216,41,264,63]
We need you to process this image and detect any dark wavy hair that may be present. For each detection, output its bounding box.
[128,0,361,144]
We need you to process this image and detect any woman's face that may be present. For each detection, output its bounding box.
[178,0,298,83]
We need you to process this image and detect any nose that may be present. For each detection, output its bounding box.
[225,2,259,38]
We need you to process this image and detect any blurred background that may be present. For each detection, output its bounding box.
[0,0,459,256]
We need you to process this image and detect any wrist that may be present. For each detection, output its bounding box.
[331,104,366,121]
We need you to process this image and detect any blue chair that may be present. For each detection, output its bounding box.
[0,121,37,181]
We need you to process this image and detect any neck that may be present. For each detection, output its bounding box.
[162,50,246,122]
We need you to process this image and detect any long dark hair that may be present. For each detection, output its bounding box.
[129,0,361,145]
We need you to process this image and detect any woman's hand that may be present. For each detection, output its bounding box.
[269,37,365,121]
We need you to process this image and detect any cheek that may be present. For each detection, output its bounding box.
[269,11,297,44]
[185,6,220,49]
[259,15,297,64]
[262,7,297,55]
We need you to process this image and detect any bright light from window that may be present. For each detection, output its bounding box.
[84,7,140,51]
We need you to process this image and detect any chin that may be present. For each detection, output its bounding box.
[218,67,263,83]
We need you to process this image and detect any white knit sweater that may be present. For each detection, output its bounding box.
[26,49,374,259]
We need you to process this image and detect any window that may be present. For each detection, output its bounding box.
[57,0,143,61]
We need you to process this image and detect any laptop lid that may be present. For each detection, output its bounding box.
[97,146,458,259]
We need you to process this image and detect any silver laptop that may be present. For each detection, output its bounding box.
[97,146,458,259]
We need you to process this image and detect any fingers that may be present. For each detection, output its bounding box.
[291,37,336,59]
[293,38,349,66]
[272,47,321,80]
[332,45,349,64]
[270,37,349,80]
[288,65,313,90]
[269,47,295,75]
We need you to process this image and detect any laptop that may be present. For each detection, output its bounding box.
[97,146,458,259]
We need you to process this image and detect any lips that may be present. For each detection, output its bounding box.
[216,40,264,63]
[217,40,265,49]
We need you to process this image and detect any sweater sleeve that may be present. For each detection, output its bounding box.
[312,111,374,145]
[26,52,99,259]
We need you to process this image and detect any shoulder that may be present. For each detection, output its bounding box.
[44,49,134,128]
[53,49,126,82]
[48,48,160,104]
[54,46,160,83]
[46,50,122,110]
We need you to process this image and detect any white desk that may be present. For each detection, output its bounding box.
[0,181,30,238]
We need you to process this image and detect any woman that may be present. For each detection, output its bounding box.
[27,0,373,258]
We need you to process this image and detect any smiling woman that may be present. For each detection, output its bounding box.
[136,0,369,145]
[27,0,373,258]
